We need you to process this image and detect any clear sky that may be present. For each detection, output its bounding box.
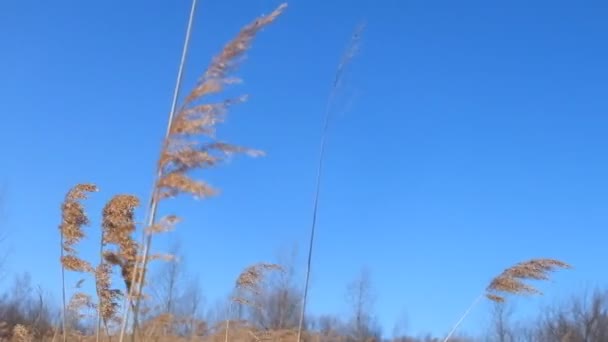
[1,0,608,338]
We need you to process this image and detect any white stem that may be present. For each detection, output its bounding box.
[443,294,483,342]
[117,0,198,341]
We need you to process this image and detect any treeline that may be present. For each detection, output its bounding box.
[0,250,606,341]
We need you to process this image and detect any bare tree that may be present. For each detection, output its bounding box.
[345,268,381,342]
[246,247,302,330]
[0,273,55,339]
[0,188,9,278]
[487,301,514,342]
[175,277,206,339]
[392,310,409,341]
[158,241,184,317]
[146,240,197,337]
[527,289,608,342]
[316,314,345,338]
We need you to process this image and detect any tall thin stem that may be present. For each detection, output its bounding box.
[60,233,67,342]
[442,294,483,342]
[117,1,198,341]
[95,243,103,342]
[296,24,363,342]
[95,230,110,342]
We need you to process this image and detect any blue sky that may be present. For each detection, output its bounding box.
[1,0,608,337]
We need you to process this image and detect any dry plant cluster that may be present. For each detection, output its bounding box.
[54,3,290,342]
[0,1,582,342]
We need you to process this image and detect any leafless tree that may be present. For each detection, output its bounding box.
[175,277,206,339]
[345,267,381,342]
[0,273,55,339]
[156,241,184,317]
[315,314,345,338]
[486,301,515,342]
[0,188,9,278]
[392,310,409,341]
[536,289,608,342]
[146,240,208,338]
[246,247,302,330]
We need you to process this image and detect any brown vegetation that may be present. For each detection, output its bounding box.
[1,1,599,342]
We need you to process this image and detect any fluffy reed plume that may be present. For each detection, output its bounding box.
[101,195,140,293]
[225,263,283,342]
[119,4,287,342]
[59,183,97,342]
[235,262,283,299]
[67,292,97,340]
[443,258,571,342]
[154,0,289,202]
[12,324,32,342]
[68,292,96,316]
[60,183,98,272]
[297,22,365,342]
[486,258,571,302]
[95,263,120,336]
[93,194,139,342]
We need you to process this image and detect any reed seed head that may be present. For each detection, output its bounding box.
[95,263,121,324]
[235,263,283,295]
[60,183,98,272]
[102,194,139,245]
[68,292,96,318]
[101,194,140,293]
[486,258,572,302]
[155,3,286,202]
[145,215,180,235]
[12,324,32,342]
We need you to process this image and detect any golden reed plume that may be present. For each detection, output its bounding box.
[443,257,571,342]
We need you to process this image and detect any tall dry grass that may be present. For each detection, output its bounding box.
[442,258,572,342]
[121,3,287,341]
[95,195,140,341]
[297,22,365,342]
[59,184,98,342]
[51,11,286,341]
[50,3,288,342]
[224,263,284,342]
[38,3,582,342]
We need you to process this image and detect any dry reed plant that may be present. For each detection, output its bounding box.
[59,183,98,342]
[442,258,572,342]
[101,195,140,295]
[297,22,365,342]
[95,195,140,341]
[118,4,288,342]
[224,263,284,342]
[60,184,98,272]
[12,324,32,342]
[485,258,571,302]
[234,263,283,304]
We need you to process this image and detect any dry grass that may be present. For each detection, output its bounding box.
[26,3,581,342]
[154,1,287,201]
[101,195,140,294]
[442,258,572,342]
[11,325,32,342]
[486,258,572,302]
[59,183,98,342]
[94,195,141,340]
[60,183,98,273]
[297,22,365,342]
[224,263,284,342]
[235,263,283,296]
[122,4,288,341]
